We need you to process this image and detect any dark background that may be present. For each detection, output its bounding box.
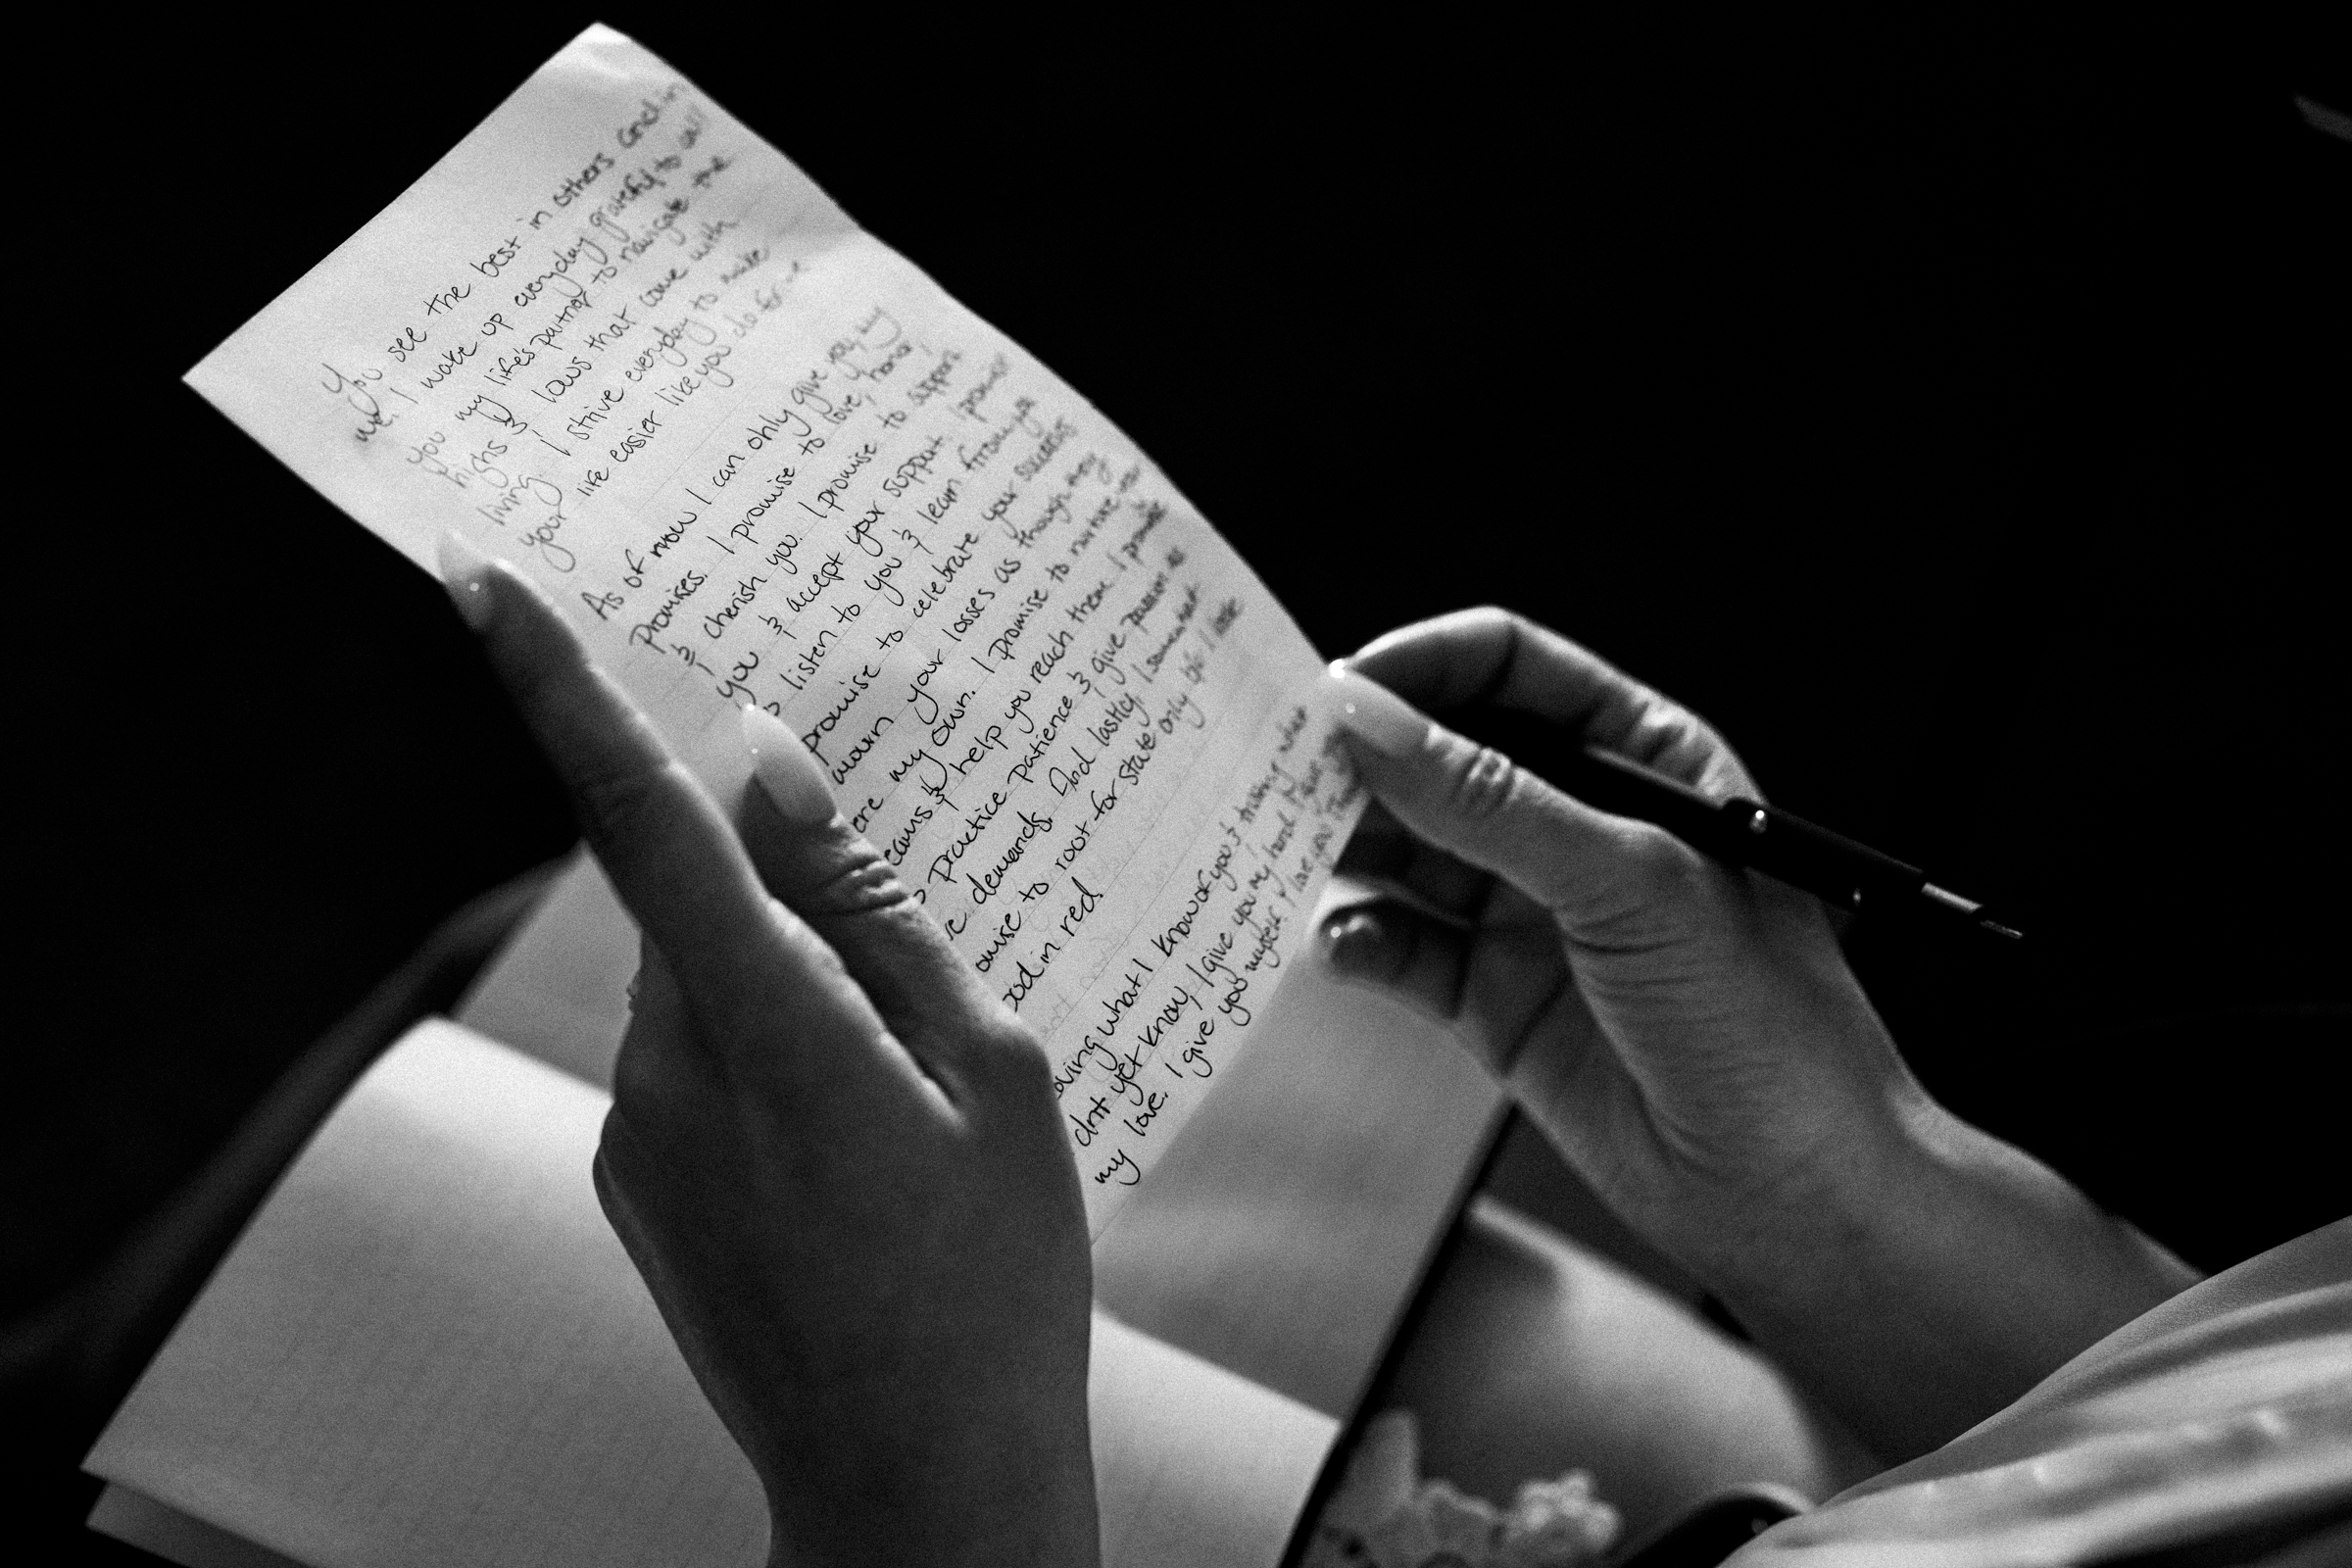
[14,12,2347,1559]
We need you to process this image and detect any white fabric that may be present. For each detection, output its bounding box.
[1730,1220,2352,1566]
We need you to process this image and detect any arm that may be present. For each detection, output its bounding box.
[1321,608,2197,1462]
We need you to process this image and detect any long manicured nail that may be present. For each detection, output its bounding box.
[740,704,837,826]
[437,531,501,630]
[1322,662,1432,759]
[1321,906,1392,975]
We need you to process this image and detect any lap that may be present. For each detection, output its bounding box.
[1364,1196,1884,1542]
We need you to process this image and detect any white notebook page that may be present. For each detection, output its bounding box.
[86,1020,1336,1568]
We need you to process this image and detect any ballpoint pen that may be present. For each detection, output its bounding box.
[1448,707,2022,943]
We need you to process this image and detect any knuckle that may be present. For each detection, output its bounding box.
[1621,695,1684,752]
[1443,742,1522,824]
[572,759,684,853]
[1622,697,1751,798]
[798,837,920,920]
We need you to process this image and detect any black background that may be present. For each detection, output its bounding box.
[14,12,2348,1559]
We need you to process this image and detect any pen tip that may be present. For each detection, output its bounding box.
[1983,918,2024,941]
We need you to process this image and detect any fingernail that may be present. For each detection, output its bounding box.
[1321,906,1397,978]
[437,531,502,630]
[1321,662,1431,759]
[739,704,836,826]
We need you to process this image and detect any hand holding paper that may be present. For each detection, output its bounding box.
[442,536,1099,1566]
[146,24,1396,1561]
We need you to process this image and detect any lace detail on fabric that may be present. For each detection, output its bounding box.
[1301,1408,1621,1568]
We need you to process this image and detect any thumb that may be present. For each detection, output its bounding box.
[736,705,1019,1079]
[1323,664,1705,935]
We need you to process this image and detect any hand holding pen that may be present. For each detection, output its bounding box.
[1318,609,2188,1463]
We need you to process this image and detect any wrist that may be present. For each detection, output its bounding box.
[1610,975,1936,1299]
[1692,1090,2199,1459]
[1664,1071,1942,1316]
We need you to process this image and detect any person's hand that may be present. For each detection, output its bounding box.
[1320,608,2194,1458]
[440,537,1098,1568]
[1322,607,1919,1268]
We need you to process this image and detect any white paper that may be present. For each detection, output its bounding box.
[1089,919,1504,1418]
[90,1486,305,1568]
[86,1021,1336,1568]
[187,23,1363,1234]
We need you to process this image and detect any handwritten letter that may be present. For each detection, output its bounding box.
[189,24,1363,1232]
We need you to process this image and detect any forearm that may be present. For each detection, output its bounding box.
[1688,1096,2202,1463]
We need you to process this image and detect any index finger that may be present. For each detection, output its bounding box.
[438,535,788,1004]
[1346,607,1756,797]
